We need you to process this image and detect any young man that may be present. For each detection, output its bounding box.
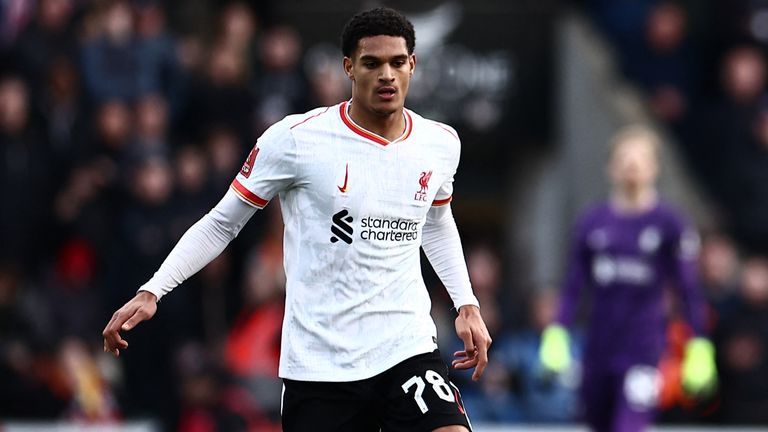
[538,126,717,432]
[102,8,490,432]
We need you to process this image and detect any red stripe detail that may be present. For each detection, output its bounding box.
[432,196,453,206]
[402,109,414,141]
[290,107,330,130]
[340,102,389,145]
[231,179,268,207]
[453,388,466,415]
[339,101,412,146]
[434,122,459,141]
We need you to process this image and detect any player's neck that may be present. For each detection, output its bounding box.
[347,101,406,142]
[611,187,658,213]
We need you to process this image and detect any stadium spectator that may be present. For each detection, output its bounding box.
[684,45,768,247]
[625,2,694,125]
[0,75,52,270]
[699,232,740,323]
[180,42,254,144]
[714,255,768,424]
[0,263,67,419]
[252,25,310,133]
[216,1,259,56]
[80,1,145,103]
[129,93,171,164]
[13,0,78,89]
[134,0,182,113]
[87,99,133,166]
[204,126,245,192]
[45,238,102,341]
[34,56,87,178]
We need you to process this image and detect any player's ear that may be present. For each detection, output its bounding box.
[343,57,354,81]
[409,54,416,76]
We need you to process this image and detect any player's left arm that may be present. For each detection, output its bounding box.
[668,215,717,395]
[668,217,706,336]
[422,203,492,381]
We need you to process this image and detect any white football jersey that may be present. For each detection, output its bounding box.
[231,101,464,381]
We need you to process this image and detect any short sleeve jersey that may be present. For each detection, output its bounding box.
[231,101,461,381]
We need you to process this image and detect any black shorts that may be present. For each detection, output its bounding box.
[281,350,472,432]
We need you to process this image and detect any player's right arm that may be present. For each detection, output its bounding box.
[103,118,298,357]
[539,213,591,373]
[102,190,257,356]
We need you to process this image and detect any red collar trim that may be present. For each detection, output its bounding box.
[339,101,412,146]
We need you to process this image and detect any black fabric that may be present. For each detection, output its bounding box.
[281,350,471,432]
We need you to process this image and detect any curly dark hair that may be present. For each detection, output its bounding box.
[340,7,416,58]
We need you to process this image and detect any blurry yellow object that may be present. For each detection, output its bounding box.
[681,337,717,397]
[539,324,571,373]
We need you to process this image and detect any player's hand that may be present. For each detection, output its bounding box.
[681,337,717,397]
[102,291,158,357]
[452,304,492,381]
[539,324,571,373]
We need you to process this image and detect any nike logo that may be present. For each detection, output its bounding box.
[338,163,349,193]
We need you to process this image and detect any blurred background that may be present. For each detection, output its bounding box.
[1,0,768,430]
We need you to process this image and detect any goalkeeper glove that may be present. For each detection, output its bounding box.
[681,337,717,397]
[539,324,571,373]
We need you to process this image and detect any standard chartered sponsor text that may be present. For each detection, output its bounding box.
[360,216,419,242]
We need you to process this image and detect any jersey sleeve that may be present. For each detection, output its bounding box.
[432,123,461,207]
[666,211,707,335]
[422,204,479,310]
[556,213,592,328]
[230,121,297,208]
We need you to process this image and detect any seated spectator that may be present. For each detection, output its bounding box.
[35,55,88,178]
[129,93,171,163]
[625,2,694,125]
[0,75,52,270]
[180,42,254,144]
[699,231,740,323]
[252,25,310,134]
[14,0,78,87]
[0,263,67,419]
[135,1,182,113]
[714,255,768,424]
[80,1,143,103]
[684,45,768,247]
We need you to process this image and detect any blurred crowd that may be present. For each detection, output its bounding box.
[0,0,346,429]
[3,0,768,430]
[585,0,768,254]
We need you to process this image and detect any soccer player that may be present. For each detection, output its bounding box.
[538,126,717,432]
[102,7,491,432]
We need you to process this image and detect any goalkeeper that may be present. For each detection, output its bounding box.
[539,126,716,432]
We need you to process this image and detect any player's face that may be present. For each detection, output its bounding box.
[343,35,415,116]
[608,137,659,190]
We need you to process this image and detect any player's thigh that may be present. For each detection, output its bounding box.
[613,365,660,432]
[581,367,618,432]
[380,350,472,432]
[281,378,379,432]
